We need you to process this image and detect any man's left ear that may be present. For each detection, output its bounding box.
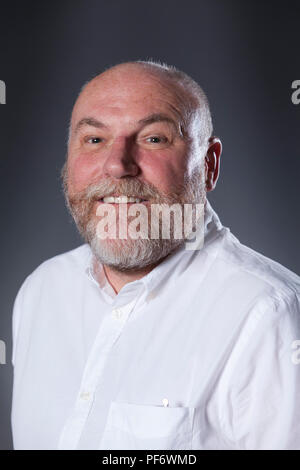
[205,136,222,192]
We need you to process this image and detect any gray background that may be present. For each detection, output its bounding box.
[0,0,299,450]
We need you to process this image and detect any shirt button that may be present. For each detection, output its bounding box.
[80,391,91,401]
[112,308,123,320]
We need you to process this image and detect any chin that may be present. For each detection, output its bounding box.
[89,236,183,272]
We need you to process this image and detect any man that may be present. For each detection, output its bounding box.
[11,61,300,450]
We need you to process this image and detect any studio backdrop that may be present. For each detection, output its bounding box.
[0,0,299,450]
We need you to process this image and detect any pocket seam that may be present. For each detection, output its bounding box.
[108,401,195,438]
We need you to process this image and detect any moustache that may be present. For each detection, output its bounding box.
[68,177,182,206]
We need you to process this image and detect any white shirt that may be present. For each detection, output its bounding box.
[11,199,300,450]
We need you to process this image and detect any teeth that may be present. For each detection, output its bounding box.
[102,196,144,204]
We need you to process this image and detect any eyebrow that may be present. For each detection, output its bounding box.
[74,113,180,135]
[74,117,108,134]
[137,113,179,130]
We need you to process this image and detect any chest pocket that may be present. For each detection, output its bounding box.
[99,401,195,450]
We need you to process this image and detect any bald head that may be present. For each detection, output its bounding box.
[69,60,213,147]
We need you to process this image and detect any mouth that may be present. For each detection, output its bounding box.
[98,195,149,204]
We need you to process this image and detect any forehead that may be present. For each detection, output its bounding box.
[71,70,188,127]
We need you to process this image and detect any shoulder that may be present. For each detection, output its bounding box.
[31,243,91,276]
[12,243,92,325]
[17,243,91,293]
[11,244,92,365]
[215,228,300,304]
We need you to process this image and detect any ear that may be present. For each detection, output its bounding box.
[205,136,222,192]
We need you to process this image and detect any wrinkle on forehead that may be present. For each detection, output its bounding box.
[72,65,198,134]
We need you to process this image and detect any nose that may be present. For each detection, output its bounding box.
[102,137,139,179]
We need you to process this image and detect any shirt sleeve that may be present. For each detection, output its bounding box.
[228,291,300,450]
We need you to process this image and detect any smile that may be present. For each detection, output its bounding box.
[99,195,148,204]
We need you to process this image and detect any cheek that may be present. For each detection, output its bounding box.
[68,153,102,192]
[140,151,188,192]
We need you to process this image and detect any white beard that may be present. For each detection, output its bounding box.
[87,218,184,271]
[64,164,206,272]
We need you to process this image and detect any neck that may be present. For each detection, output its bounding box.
[92,257,164,294]
[103,264,156,294]
[99,244,186,293]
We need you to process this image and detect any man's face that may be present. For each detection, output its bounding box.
[65,66,207,270]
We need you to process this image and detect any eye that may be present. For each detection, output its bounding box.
[146,136,168,144]
[85,137,103,144]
